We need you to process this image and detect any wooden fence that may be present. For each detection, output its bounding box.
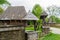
[46,23,60,28]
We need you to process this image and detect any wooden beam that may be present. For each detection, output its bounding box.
[10,20,11,25]
[15,20,17,25]
[33,20,37,31]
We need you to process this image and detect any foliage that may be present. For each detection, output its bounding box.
[32,4,43,19]
[32,4,43,31]
[0,0,10,13]
[47,5,60,17]
[48,16,60,23]
[25,24,42,32]
[50,16,56,22]
[45,18,49,23]
[55,17,60,23]
[47,6,60,23]
[40,33,60,40]
[0,0,10,5]
[0,7,4,13]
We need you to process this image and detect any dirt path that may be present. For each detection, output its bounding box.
[50,27,60,34]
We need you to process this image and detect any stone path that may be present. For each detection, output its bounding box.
[50,27,60,34]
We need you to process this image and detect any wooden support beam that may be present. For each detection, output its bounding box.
[15,20,17,25]
[33,20,37,31]
[10,20,11,25]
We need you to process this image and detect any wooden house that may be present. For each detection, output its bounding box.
[0,6,38,40]
[0,6,38,26]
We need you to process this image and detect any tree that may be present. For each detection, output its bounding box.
[32,4,43,31]
[0,0,10,13]
[55,17,60,23]
[47,5,60,23]
[32,4,43,19]
[47,5,60,17]
[50,16,56,22]
[0,0,10,5]
[50,16,60,23]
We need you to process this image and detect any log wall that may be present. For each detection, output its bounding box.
[0,27,25,40]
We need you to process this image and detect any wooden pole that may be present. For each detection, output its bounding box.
[33,20,37,31]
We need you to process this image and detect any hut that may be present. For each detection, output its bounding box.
[40,11,50,34]
[0,6,38,40]
[40,11,48,24]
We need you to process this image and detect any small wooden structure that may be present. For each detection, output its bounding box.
[40,11,50,34]
[0,6,38,40]
[25,31,38,40]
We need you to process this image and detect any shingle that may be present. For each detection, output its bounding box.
[41,11,48,16]
[0,6,39,20]
[0,6,27,20]
[22,12,39,20]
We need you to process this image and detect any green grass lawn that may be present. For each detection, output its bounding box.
[25,25,42,31]
[25,25,34,30]
[40,33,60,40]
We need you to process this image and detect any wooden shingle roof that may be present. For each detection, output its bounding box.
[0,6,38,20]
[40,11,48,19]
[0,6,27,20]
[41,11,48,16]
[22,11,39,20]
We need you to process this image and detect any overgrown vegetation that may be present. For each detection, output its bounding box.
[25,4,43,31]
[32,4,43,19]
[32,4,43,31]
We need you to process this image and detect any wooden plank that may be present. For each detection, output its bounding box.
[0,27,24,31]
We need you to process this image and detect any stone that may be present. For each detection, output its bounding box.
[25,31,38,40]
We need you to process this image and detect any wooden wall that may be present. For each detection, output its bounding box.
[0,20,27,27]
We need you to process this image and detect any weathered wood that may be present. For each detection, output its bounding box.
[0,27,25,40]
[33,21,37,31]
[0,6,39,40]
[0,20,27,27]
[25,31,38,40]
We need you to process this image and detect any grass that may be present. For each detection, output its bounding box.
[40,33,60,40]
[25,25,42,32]
[25,25,34,31]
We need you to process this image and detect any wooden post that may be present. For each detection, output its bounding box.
[15,20,17,25]
[10,20,11,25]
[33,20,37,31]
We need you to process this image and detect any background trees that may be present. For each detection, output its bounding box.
[47,5,60,23]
